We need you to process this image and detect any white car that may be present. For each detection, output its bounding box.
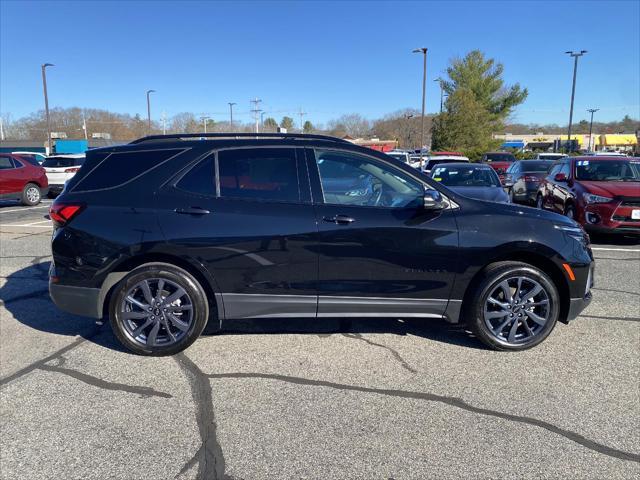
[409,155,470,173]
[586,151,628,157]
[42,154,85,196]
[534,153,567,160]
[386,150,411,164]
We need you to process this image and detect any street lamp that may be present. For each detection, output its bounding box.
[146,89,156,134]
[413,48,428,170]
[41,63,54,154]
[228,102,236,129]
[201,116,210,134]
[565,50,587,152]
[587,108,599,152]
[434,77,445,114]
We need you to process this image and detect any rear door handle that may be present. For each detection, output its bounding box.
[323,214,355,225]
[175,207,211,215]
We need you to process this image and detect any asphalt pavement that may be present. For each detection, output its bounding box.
[0,200,638,480]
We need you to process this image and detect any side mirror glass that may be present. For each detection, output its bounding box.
[554,173,567,182]
[423,189,446,210]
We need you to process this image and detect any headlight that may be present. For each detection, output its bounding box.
[583,193,612,204]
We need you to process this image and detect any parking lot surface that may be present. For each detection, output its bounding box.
[1,200,639,479]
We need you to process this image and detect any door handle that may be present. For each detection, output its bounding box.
[175,207,211,215]
[323,215,355,225]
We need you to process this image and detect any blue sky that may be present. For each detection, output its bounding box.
[1,0,639,127]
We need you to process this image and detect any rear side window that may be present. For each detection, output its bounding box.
[218,148,300,203]
[176,156,216,196]
[0,156,14,169]
[43,157,85,168]
[15,155,40,166]
[73,149,183,192]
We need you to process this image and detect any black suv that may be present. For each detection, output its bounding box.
[49,133,593,355]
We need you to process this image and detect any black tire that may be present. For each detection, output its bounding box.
[536,193,544,209]
[109,263,210,356]
[565,204,575,220]
[21,183,41,206]
[464,261,559,351]
[47,191,58,199]
[508,189,515,203]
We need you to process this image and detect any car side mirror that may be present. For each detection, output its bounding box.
[423,190,446,210]
[554,173,567,182]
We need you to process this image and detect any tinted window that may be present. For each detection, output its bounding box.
[559,163,571,177]
[73,149,183,191]
[0,156,14,169]
[521,161,553,172]
[43,157,85,168]
[315,149,423,208]
[218,148,300,202]
[14,154,40,166]
[432,166,501,187]
[176,156,216,196]
[484,153,516,162]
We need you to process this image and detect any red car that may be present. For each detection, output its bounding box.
[481,152,516,184]
[0,153,49,205]
[536,156,640,235]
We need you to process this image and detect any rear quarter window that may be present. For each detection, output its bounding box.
[72,149,185,192]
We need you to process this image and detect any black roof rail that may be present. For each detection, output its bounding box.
[129,132,350,145]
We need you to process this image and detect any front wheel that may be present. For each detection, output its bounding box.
[565,204,575,220]
[21,183,41,206]
[464,262,559,351]
[109,263,210,356]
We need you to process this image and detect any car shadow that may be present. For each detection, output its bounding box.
[1,262,486,354]
[589,233,640,246]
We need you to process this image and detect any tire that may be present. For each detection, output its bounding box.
[508,189,515,203]
[536,193,544,209]
[565,204,575,220]
[21,183,41,206]
[464,261,559,351]
[109,263,210,356]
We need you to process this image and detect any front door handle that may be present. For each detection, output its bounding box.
[175,207,211,215]
[323,214,355,225]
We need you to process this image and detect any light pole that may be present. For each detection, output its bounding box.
[413,47,428,170]
[201,116,210,133]
[228,102,236,129]
[41,63,54,154]
[587,108,599,152]
[146,89,155,134]
[565,50,587,152]
[434,77,444,114]
[404,113,414,148]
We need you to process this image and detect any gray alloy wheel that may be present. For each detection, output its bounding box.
[22,184,41,206]
[565,205,575,219]
[483,276,551,345]
[120,278,194,348]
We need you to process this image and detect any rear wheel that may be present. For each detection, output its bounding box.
[109,263,210,356]
[536,193,544,209]
[21,183,41,206]
[565,204,575,220]
[464,262,559,351]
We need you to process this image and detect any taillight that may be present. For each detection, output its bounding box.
[64,167,80,173]
[522,175,540,183]
[49,203,84,226]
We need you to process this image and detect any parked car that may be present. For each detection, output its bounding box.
[481,152,517,183]
[431,163,509,203]
[12,151,47,165]
[505,160,555,204]
[536,156,640,235]
[0,153,48,205]
[410,154,470,173]
[584,151,628,157]
[534,153,567,161]
[49,133,593,356]
[386,150,411,164]
[42,154,86,197]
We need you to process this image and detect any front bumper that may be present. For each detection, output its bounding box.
[566,292,593,322]
[49,281,102,319]
[581,201,640,235]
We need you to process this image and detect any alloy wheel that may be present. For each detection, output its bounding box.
[26,186,40,204]
[120,278,194,347]
[483,276,551,345]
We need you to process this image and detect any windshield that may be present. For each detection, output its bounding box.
[43,157,85,168]
[575,159,640,182]
[484,153,515,162]
[432,166,501,187]
[521,161,554,172]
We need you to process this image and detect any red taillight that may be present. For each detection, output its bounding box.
[49,203,83,226]
[521,175,540,183]
[64,167,80,173]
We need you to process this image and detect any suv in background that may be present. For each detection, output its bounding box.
[481,152,517,183]
[411,154,470,173]
[0,153,48,205]
[49,133,593,356]
[536,156,640,235]
[43,154,86,197]
[505,160,555,204]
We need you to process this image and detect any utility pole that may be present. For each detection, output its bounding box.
[250,98,262,133]
[146,89,156,134]
[565,50,587,152]
[161,111,167,135]
[434,77,444,114]
[587,108,599,152]
[298,108,306,133]
[0,116,4,141]
[201,116,210,133]
[41,63,54,154]
[82,112,88,140]
[413,48,428,170]
[228,102,236,129]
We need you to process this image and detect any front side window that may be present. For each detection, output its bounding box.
[548,164,562,178]
[176,156,216,196]
[218,148,300,203]
[559,162,571,177]
[315,149,424,208]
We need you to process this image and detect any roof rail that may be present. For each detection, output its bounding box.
[129,132,350,145]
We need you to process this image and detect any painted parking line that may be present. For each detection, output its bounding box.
[0,224,52,229]
[591,247,640,253]
[0,204,51,215]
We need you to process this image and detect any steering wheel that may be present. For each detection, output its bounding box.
[367,184,383,206]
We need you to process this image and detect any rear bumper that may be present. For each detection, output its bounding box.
[48,184,65,193]
[49,281,102,319]
[512,185,539,203]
